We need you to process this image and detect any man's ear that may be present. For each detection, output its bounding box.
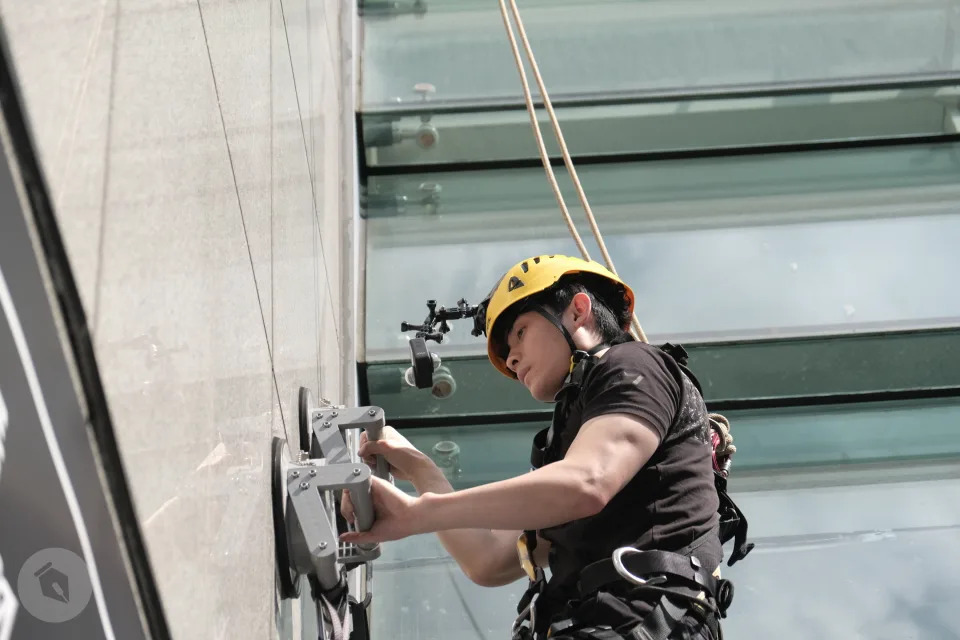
[569,292,593,328]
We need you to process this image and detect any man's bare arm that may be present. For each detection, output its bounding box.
[410,469,531,587]
[343,417,659,553]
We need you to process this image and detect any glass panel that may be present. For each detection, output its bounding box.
[370,399,960,639]
[365,142,960,360]
[396,399,960,485]
[363,86,957,169]
[374,476,960,639]
[361,0,960,110]
[365,329,960,421]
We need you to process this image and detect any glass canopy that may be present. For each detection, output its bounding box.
[358,2,960,638]
[360,0,960,168]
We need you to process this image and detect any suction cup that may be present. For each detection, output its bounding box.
[298,386,313,454]
[272,436,299,599]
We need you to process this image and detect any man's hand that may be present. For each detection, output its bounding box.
[339,425,452,545]
[358,425,435,484]
[339,476,423,544]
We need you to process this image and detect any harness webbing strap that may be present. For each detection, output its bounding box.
[715,474,754,567]
[630,595,688,640]
[579,551,718,600]
[544,591,716,640]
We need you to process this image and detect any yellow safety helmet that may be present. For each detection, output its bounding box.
[477,254,635,378]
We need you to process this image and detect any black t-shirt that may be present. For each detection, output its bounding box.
[538,341,721,607]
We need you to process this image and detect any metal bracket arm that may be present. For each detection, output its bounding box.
[285,462,378,591]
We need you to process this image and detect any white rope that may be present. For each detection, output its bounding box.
[710,414,737,458]
[497,0,741,475]
[495,0,591,262]
[497,0,648,344]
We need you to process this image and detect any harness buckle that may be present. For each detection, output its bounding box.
[517,533,543,582]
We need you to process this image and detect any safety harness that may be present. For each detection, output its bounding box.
[510,310,754,640]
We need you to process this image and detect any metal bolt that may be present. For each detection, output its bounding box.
[368,409,377,416]
[322,421,331,428]
[319,542,328,550]
[331,411,338,417]
[291,471,300,478]
[353,468,362,476]
[309,469,317,477]
[300,482,309,490]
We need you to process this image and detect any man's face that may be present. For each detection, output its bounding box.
[503,310,572,402]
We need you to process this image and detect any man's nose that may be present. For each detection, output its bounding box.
[507,352,520,373]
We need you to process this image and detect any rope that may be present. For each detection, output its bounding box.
[495,0,591,262]
[320,594,352,640]
[709,414,736,476]
[497,0,648,344]
[497,0,741,487]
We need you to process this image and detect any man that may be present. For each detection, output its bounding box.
[341,255,735,639]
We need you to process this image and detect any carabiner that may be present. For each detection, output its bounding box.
[611,547,666,587]
[511,592,538,640]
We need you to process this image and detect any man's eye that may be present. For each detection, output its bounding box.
[517,328,524,339]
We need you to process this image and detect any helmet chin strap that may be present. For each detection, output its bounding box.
[531,307,609,365]
[527,307,633,406]
[532,306,613,408]
[532,307,577,352]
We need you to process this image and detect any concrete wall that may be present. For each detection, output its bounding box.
[0,0,355,637]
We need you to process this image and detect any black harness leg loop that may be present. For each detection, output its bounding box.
[628,595,687,640]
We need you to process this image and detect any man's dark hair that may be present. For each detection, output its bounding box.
[492,273,632,359]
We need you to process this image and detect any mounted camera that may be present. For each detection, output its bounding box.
[400,298,483,391]
[402,339,440,389]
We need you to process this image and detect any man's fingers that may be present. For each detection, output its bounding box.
[339,530,375,545]
[340,489,355,522]
[358,441,390,472]
[358,440,387,455]
[358,440,388,459]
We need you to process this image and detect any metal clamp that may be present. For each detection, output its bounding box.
[273,388,395,599]
[300,389,390,482]
[283,460,379,591]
